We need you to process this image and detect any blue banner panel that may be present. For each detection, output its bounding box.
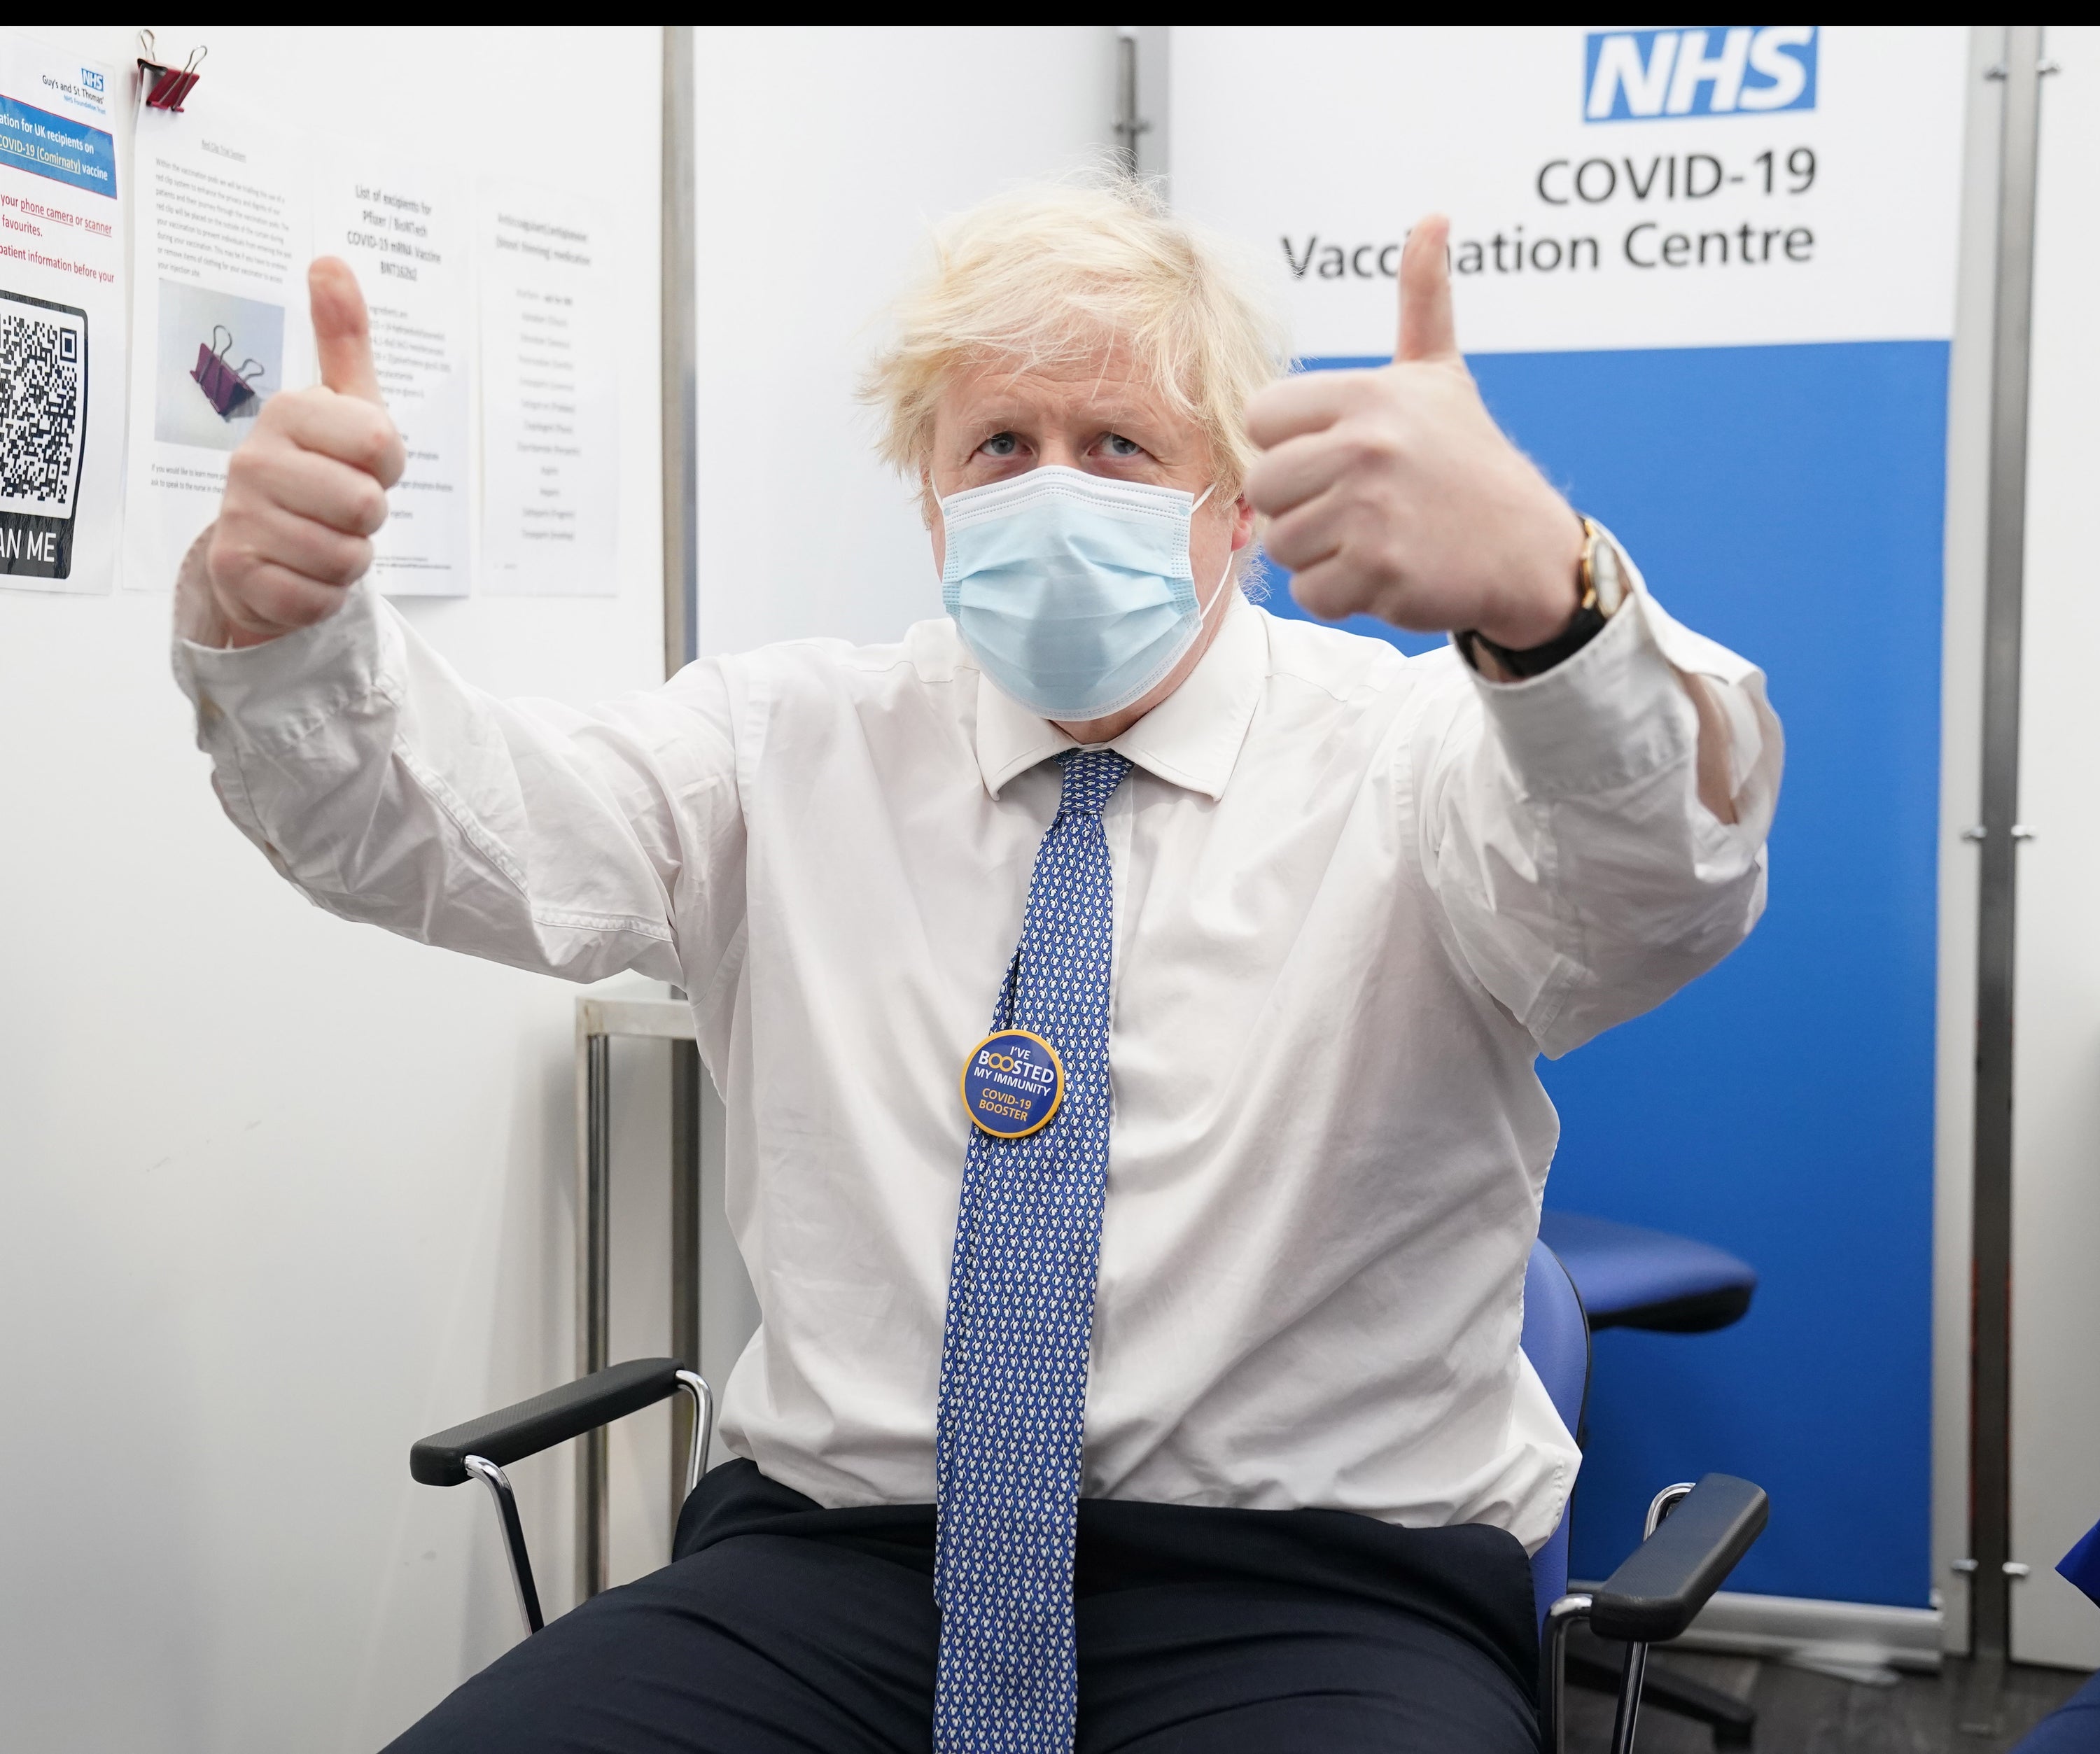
[0,92,116,199]
[1274,340,1945,1607]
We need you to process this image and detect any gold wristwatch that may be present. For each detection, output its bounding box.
[1461,515,1627,679]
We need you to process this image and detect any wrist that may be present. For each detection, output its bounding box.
[1460,514,1628,681]
[1470,512,1587,650]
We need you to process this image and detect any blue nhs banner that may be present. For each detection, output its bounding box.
[1585,26,1818,122]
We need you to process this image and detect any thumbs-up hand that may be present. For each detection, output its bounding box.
[1243,217,1583,651]
[204,258,405,647]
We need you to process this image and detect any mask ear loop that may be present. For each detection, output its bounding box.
[1189,483,1238,624]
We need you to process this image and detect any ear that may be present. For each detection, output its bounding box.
[1230,491,1257,552]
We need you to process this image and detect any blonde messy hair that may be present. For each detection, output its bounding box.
[860,175,1289,507]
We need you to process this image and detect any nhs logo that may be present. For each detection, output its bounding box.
[1585,26,1818,122]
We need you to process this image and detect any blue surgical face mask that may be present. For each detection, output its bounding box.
[939,465,1233,722]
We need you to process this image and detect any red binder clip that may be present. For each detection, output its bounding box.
[192,325,265,421]
[138,31,206,113]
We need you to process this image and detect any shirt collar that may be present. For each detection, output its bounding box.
[972,589,1266,801]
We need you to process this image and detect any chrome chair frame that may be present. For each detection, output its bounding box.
[414,1331,1764,1754]
[413,1360,714,1637]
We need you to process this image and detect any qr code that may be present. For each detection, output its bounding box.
[1,305,85,515]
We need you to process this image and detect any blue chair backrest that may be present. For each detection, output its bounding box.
[1520,1239,1590,1626]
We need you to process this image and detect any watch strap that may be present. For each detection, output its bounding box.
[1460,516,1623,680]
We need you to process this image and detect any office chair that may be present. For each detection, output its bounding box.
[1537,1210,1758,1337]
[1539,1209,1763,1745]
[410,1240,1767,1754]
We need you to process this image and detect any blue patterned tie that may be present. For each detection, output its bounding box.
[934,748,1132,1754]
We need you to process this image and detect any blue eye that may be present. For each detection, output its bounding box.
[981,433,1018,457]
[1102,434,1142,458]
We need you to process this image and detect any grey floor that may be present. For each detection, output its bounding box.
[1564,1650,2090,1752]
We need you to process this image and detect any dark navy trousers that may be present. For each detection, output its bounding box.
[386,1459,1541,1753]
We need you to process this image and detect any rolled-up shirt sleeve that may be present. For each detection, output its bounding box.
[1416,563,1782,1059]
[171,568,746,990]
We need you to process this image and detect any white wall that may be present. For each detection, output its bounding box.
[2009,23,2100,1671]
[691,26,1123,658]
[0,25,671,1751]
[682,23,1125,1417]
[0,25,1126,1751]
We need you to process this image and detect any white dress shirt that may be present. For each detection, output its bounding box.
[174,559,1779,1555]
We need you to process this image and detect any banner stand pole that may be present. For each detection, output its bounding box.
[1961,24,2047,1734]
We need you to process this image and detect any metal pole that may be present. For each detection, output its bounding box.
[1112,29,1148,174]
[1963,26,2046,1727]
[578,1032,612,1601]
[660,20,703,1543]
[661,24,699,679]
[670,1039,703,1524]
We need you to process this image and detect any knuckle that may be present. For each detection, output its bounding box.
[351,479,389,533]
[204,528,238,590]
[1265,524,1312,570]
[224,444,265,492]
[1333,431,1378,475]
[227,434,292,503]
[356,409,396,463]
[326,537,372,587]
[255,573,319,629]
[206,521,255,583]
[1345,413,1401,463]
[234,570,288,625]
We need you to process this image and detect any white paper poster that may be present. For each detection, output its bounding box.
[122,105,312,592]
[476,179,617,595]
[0,32,125,593]
[315,152,471,595]
[1172,25,1968,357]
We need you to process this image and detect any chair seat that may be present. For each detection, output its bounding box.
[1538,1211,1756,1333]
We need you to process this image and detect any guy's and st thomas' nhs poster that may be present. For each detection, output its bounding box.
[1174,27,1967,1607]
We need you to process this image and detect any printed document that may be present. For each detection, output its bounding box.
[477,179,617,595]
[314,151,470,595]
[0,32,125,593]
[122,105,312,592]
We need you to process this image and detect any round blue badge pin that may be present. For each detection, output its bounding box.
[960,1028,1065,1139]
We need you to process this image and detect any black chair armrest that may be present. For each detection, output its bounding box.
[1589,1473,1769,1644]
[411,1357,688,1486]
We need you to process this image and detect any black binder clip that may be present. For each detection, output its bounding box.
[138,31,206,113]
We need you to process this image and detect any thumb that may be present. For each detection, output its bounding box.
[1396,216,1460,365]
[309,256,384,402]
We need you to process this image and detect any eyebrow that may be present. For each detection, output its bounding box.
[958,400,1175,442]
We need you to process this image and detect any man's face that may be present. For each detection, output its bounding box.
[923,342,1254,737]
[924,342,1251,594]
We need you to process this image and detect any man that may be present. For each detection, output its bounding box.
[176,181,1779,1751]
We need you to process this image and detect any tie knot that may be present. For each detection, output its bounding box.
[1056,748,1130,818]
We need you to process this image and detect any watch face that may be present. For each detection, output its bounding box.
[1590,529,1628,617]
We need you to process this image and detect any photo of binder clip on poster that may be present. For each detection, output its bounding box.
[192,327,265,422]
[152,282,284,453]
